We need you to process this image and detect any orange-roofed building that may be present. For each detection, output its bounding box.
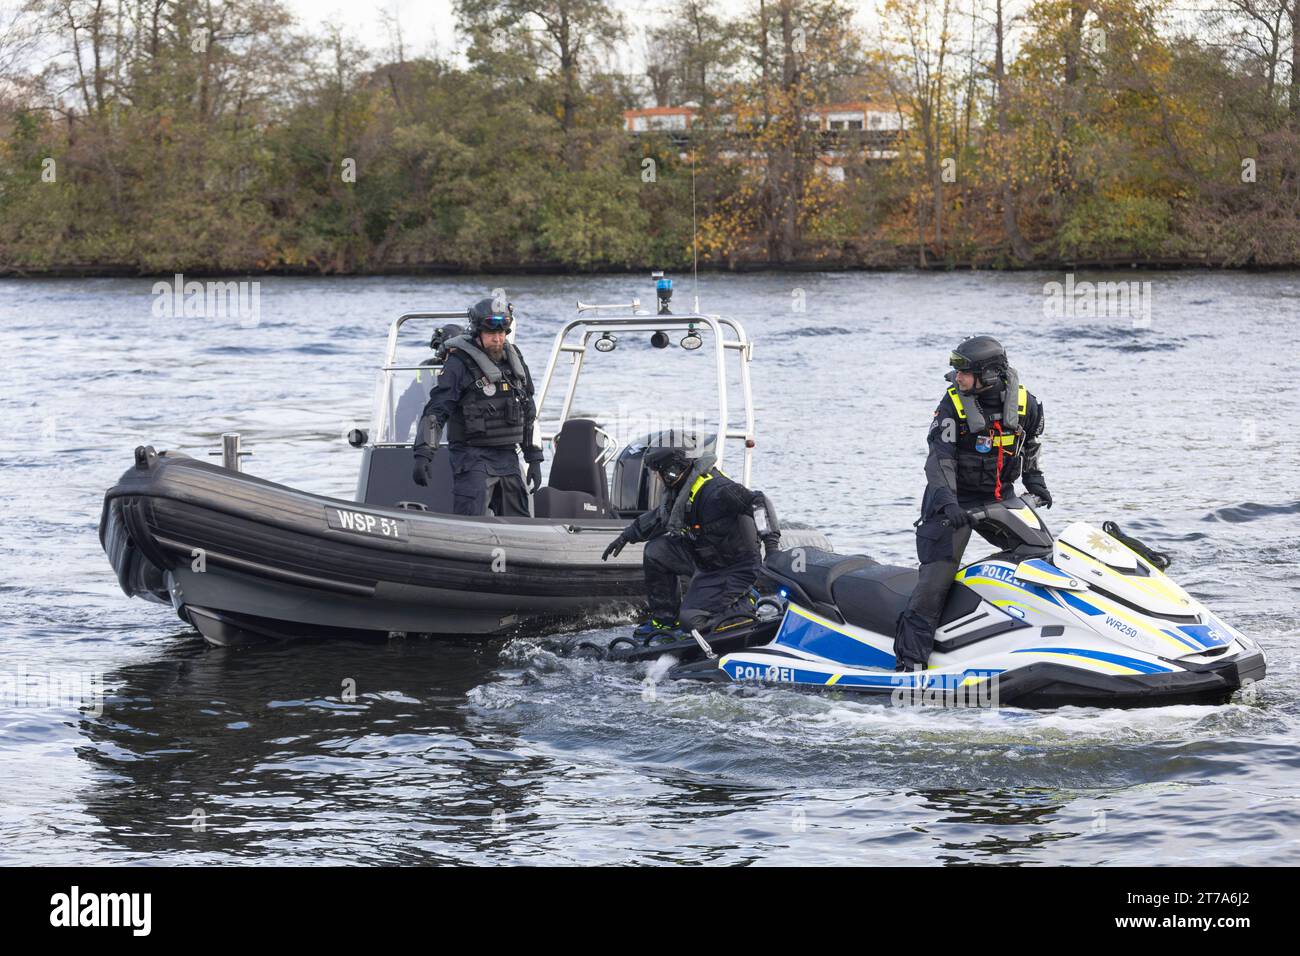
[624,106,697,133]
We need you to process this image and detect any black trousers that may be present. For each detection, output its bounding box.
[451,466,529,517]
[893,511,1004,667]
[643,535,761,631]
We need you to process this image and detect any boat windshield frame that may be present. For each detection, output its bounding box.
[373,310,470,448]
[382,310,472,367]
[376,305,755,484]
[533,302,755,485]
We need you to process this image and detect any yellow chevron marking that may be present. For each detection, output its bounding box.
[1057,540,1189,606]
[789,604,859,639]
[962,576,1061,612]
[1009,507,1041,529]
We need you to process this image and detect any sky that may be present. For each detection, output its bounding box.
[287,0,860,75]
[304,0,458,62]
[0,0,1215,91]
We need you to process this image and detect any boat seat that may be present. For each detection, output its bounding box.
[764,547,876,605]
[536,418,611,519]
[533,487,608,520]
[359,445,455,513]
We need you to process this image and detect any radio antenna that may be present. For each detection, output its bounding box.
[691,146,699,312]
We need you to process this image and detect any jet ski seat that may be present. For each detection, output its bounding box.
[764,547,876,604]
[766,546,985,638]
[829,564,920,637]
[832,566,986,637]
[533,418,612,519]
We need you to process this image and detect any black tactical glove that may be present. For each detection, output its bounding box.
[412,448,435,487]
[602,529,633,561]
[1023,478,1052,509]
[761,533,781,562]
[526,460,543,494]
[941,502,971,529]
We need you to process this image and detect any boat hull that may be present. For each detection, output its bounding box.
[100,448,830,644]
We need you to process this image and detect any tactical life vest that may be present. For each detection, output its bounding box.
[682,470,761,571]
[443,336,531,447]
[947,384,1029,501]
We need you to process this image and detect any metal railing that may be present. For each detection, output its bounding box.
[533,307,755,485]
[376,304,757,484]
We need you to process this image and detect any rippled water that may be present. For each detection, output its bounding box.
[1,271,1298,864]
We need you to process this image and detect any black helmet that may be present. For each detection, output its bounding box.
[468,297,513,334]
[430,322,466,356]
[949,335,1008,386]
[644,447,691,488]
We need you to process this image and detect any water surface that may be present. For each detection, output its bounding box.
[1,271,1296,864]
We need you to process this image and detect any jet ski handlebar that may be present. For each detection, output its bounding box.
[965,493,1043,527]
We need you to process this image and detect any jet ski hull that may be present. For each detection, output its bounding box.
[964,650,1267,708]
[628,532,1268,709]
[672,647,1266,709]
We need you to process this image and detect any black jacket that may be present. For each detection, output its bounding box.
[923,383,1045,511]
[626,466,769,571]
[414,339,542,464]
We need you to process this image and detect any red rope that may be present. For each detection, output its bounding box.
[993,422,1005,501]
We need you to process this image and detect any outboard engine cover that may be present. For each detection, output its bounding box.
[610,430,716,517]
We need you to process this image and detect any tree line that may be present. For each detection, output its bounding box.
[0,0,1297,273]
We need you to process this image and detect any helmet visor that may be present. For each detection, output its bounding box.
[948,350,973,371]
[480,313,511,331]
[658,462,687,486]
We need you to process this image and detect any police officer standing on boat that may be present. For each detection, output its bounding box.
[602,447,781,642]
[411,297,544,517]
[894,335,1051,671]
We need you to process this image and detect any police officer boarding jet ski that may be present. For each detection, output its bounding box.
[894,335,1051,672]
[595,472,1268,708]
[601,447,781,646]
[412,298,544,516]
[662,498,1267,709]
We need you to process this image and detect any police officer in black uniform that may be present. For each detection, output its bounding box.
[411,299,544,517]
[601,448,781,640]
[894,335,1051,670]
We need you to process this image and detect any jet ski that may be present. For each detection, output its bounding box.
[99,276,830,645]
[607,498,1266,708]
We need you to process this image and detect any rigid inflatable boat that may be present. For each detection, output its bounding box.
[100,281,830,644]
